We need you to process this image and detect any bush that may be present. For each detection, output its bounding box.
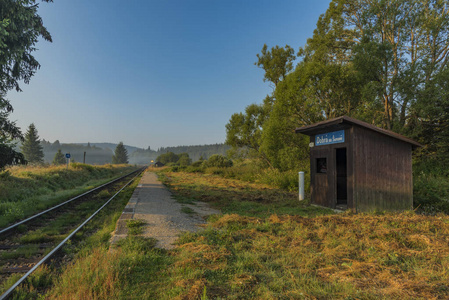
[202,155,233,168]
[413,158,449,214]
[185,165,204,173]
[191,160,203,168]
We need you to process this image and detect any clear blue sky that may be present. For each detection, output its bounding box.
[10,0,331,149]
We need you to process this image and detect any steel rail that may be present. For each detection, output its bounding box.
[0,167,145,236]
[0,168,145,300]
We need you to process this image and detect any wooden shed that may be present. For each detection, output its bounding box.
[295,116,421,212]
[154,162,165,168]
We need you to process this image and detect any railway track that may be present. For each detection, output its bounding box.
[0,166,146,299]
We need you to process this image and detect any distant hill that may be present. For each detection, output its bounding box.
[37,140,230,165]
[40,141,114,164]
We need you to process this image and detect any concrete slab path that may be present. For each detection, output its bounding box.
[110,171,220,249]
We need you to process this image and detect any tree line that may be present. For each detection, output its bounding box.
[226,0,449,171]
[12,123,130,166]
[131,143,230,163]
[6,120,229,166]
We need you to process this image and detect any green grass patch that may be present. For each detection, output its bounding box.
[0,164,139,228]
[0,170,145,298]
[172,194,196,205]
[95,189,111,199]
[1,244,40,260]
[181,206,196,215]
[126,219,146,235]
[158,171,333,218]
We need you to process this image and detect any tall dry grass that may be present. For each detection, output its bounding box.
[48,249,121,300]
[169,212,449,299]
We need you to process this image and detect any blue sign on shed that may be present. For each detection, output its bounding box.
[65,153,71,159]
[315,130,345,146]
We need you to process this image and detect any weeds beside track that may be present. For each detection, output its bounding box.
[0,167,145,299]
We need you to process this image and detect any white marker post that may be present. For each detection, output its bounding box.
[298,171,305,201]
[66,153,71,169]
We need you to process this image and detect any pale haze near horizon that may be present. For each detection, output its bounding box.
[9,0,332,149]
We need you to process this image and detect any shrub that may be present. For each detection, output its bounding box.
[413,158,449,214]
[258,168,308,192]
[185,165,204,173]
[191,160,203,168]
[202,155,233,168]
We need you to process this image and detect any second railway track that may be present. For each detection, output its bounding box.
[0,166,146,299]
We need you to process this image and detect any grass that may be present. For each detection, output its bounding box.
[174,159,310,192]
[1,244,40,260]
[166,212,449,299]
[158,171,332,218]
[39,211,449,299]
[0,169,144,298]
[8,169,449,299]
[126,219,146,235]
[181,206,196,215]
[0,164,139,227]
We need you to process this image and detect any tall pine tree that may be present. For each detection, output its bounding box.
[21,123,44,164]
[112,142,128,164]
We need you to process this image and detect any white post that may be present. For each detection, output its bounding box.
[298,171,305,201]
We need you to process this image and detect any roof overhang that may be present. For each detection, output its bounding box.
[295,116,422,149]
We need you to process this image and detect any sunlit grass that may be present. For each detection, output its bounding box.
[158,171,333,218]
[0,170,144,298]
[126,219,146,235]
[0,164,138,227]
[162,212,449,299]
[10,170,449,299]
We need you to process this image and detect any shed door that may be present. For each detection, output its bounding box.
[312,150,331,207]
[336,148,347,206]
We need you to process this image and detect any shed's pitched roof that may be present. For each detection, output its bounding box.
[295,116,422,148]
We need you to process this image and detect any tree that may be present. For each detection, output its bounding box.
[156,152,179,164]
[52,149,66,165]
[255,44,296,88]
[226,44,296,166]
[112,142,128,164]
[21,123,44,164]
[0,141,25,169]
[226,103,265,155]
[227,0,449,170]
[304,0,449,132]
[0,0,52,168]
[177,153,191,166]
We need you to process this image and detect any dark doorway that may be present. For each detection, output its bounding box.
[336,148,347,205]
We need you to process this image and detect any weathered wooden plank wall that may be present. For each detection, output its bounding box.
[352,126,413,212]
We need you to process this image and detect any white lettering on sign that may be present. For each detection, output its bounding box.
[315,130,345,146]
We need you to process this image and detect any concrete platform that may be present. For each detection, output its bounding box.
[110,171,220,249]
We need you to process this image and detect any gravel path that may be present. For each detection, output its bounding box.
[111,171,220,249]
